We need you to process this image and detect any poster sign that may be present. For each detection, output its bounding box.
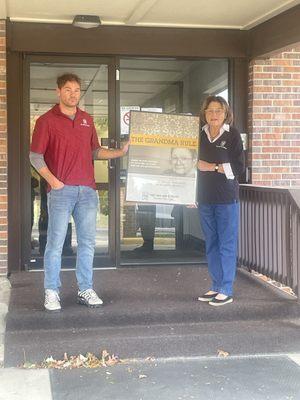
[120,106,140,136]
[126,111,199,205]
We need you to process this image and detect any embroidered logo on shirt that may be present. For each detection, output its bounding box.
[216,141,227,150]
[80,119,90,127]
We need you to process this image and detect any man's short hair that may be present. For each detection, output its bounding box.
[56,73,81,89]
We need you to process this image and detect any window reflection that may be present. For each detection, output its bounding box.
[120,57,228,263]
[29,63,109,269]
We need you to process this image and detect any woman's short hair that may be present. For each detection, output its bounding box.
[200,95,233,125]
[56,73,81,89]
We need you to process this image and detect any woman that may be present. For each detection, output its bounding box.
[197,96,245,306]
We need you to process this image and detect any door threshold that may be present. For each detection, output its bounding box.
[28,266,117,272]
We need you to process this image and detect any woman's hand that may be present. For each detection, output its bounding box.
[197,160,215,172]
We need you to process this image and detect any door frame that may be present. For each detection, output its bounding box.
[7,51,247,273]
[21,54,120,270]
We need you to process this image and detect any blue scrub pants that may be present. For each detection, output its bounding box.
[199,202,239,296]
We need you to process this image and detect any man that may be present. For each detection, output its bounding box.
[30,73,129,312]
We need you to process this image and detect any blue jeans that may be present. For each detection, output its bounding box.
[199,202,239,296]
[44,185,99,292]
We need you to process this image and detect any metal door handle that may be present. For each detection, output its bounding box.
[109,159,115,170]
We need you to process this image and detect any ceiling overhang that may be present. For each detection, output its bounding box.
[1,0,300,31]
[4,1,300,59]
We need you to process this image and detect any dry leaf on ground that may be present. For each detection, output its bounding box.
[217,349,229,358]
[21,349,122,370]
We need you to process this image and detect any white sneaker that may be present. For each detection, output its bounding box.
[77,289,103,308]
[44,289,61,312]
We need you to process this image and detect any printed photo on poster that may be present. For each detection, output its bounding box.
[126,111,199,205]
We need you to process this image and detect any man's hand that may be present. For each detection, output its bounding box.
[96,141,130,160]
[37,166,65,190]
[51,180,65,190]
[121,140,130,155]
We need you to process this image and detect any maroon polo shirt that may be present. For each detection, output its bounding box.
[31,104,100,190]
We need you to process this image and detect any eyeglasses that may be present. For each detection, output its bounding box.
[205,108,224,115]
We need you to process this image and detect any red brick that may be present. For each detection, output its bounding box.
[262,147,281,153]
[263,133,283,139]
[252,113,272,119]
[272,59,291,66]
[263,161,282,166]
[281,147,300,152]
[253,87,273,92]
[273,100,293,106]
[263,66,283,72]
[261,174,281,179]
[272,73,292,79]
[251,153,271,160]
[271,167,290,173]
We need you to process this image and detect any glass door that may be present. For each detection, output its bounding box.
[119,57,228,265]
[27,56,117,270]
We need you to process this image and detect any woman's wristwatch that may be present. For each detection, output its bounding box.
[214,163,219,172]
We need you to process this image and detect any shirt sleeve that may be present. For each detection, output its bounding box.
[222,162,235,180]
[29,151,47,171]
[228,129,245,178]
[30,117,50,154]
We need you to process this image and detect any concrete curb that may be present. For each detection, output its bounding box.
[0,277,11,367]
[0,368,52,399]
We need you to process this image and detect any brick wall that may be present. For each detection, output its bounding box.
[248,46,300,186]
[0,20,7,275]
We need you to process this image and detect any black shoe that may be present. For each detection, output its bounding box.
[197,292,218,302]
[133,242,154,252]
[209,296,233,306]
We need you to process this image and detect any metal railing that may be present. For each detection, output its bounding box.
[238,185,300,298]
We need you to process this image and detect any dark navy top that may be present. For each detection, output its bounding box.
[198,125,245,204]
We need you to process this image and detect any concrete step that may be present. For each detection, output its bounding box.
[4,267,300,367]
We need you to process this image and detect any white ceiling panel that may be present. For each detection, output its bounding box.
[3,0,300,29]
[137,0,300,29]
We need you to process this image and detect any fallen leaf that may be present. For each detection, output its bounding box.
[20,349,122,370]
[217,349,229,358]
[145,357,155,362]
[22,362,36,369]
[139,374,147,379]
